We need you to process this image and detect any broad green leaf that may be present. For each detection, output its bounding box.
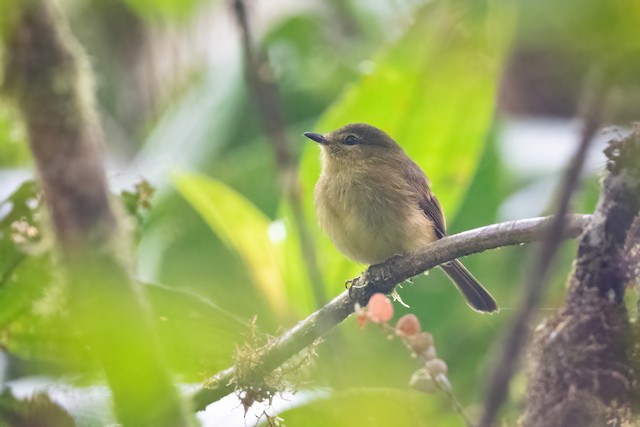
[299,0,514,292]
[0,181,49,335]
[1,256,93,372]
[279,388,464,427]
[0,181,38,279]
[143,283,247,378]
[0,254,51,329]
[173,173,290,317]
[276,203,317,314]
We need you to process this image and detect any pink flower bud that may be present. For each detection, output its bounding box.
[395,314,421,336]
[354,303,367,328]
[366,293,393,323]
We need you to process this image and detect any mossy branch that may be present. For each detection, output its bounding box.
[192,214,591,410]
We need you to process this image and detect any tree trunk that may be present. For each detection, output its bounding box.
[3,1,192,425]
[522,128,640,426]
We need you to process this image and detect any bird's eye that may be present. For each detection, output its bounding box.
[344,135,359,145]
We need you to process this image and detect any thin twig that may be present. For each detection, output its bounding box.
[191,214,591,410]
[478,68,607,427]
[231,0,327,307]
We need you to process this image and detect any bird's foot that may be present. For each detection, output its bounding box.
[345,276,367,289]
[346,276,366,300]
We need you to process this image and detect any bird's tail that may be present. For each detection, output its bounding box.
[441,259,498,313]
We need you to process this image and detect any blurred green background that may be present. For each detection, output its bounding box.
[0,0,639,425]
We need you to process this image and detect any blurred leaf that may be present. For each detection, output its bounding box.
[518,0,640,55]
[131,62,253,313]
[276,204,317,315]
[0,0,21,42]
[0,254,51,330]
[128,64,244,187]
[279,388,464,427]
[0,104,28,167]
[298,0,514,291]
[262,14,362,123]
[122,0,212,21]
[143,283,247,378]
[0,181,47,335]
[173,173,290,317]
[3,279,94,374]
[0,247,92,372]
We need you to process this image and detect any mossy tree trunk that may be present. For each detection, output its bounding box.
[2,1,193,425]
[523,129,640,426]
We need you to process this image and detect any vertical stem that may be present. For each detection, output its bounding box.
[231,0,328,309]
[478,66,607,427]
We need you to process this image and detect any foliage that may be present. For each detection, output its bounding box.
[298,0,513,290]
[1,0,637,425]
[174,172,302,317]
[122,0,213,21]
[0,105,28,167]
[279,388,462,427]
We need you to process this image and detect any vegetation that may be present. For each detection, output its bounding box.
[0,0,639,425]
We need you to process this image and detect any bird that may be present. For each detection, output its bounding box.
[304,123,498,313]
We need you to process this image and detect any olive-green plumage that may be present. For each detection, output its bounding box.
[305,123,498,313]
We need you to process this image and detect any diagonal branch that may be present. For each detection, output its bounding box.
[191,214,591,411]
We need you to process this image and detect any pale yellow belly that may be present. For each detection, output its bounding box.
[315,177,436,265]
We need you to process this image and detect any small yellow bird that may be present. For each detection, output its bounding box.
[304,123,498,313]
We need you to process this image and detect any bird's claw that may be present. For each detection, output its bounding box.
[346,276,366,300]
[345,278,354,289]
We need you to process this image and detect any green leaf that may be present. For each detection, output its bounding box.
[298,0,514,292]
[0,0,21,42]
[518,0,640,55]
[0,103,28,167]
[279,388,464,427]
[173,172,291,317]
[0,254,51,329]
[122,0,212,21]
[0,181,45,329]
[2,262,94,372]
[143,283,247,377]
[274,203,317,315]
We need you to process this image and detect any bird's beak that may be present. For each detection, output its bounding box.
[303,132,329,145]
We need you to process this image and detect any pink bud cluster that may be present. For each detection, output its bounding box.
[355,293,450,394]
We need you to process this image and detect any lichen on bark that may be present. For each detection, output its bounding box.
[523,128,640,427]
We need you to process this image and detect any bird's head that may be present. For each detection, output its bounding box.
[304,123,402,163]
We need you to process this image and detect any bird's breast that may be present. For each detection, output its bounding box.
[314,169,436,265]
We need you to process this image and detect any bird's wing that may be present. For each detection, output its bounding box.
[402,159,447,239]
